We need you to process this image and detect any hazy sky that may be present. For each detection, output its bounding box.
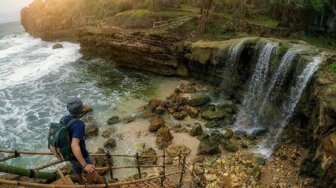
[0,0,33,24]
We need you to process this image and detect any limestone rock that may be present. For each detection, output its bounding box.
[187,94,210,107]
[102,127,116,138]
[104,138,117,149]
[107,116,120,125]
[84,118,99,139]
[122,115,137,123]
[156,127,173,149]
[182,85,197,93]
[154,105,166,114]
[52,43,63,49]
[172,110,188,120]
[201,109,226,120]
[224,129,234,139]
[223,140,238,152]
[197,140,220,155]
[139,148,157,165]
[166,144,191,156]
[188,107,199,118]
[149,117,165,132]
[250,128,269,139]
[189,123,203,137]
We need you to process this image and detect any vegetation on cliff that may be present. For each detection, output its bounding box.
[22,0,336,49]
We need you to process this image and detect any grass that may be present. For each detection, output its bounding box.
[328,63,336,73]
[290,33,336,51]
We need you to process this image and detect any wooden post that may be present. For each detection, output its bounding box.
[106,151,114,180]
[160,149,166,187]
[178,155,187,188]
[56,168,66,184]
[135,152,142,179]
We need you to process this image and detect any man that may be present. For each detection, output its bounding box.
[61,97,95,184]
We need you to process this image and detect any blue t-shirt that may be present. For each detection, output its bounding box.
[61,115,89,160]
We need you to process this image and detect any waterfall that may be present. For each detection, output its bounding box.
[227,39,248,65]
[281,55,323,128]
[254,54,324,157]
[234,42,278,130]
[259,51,297,113]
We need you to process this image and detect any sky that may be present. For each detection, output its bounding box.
[0,0,33,24]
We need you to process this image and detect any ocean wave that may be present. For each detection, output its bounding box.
[0,33,82,90]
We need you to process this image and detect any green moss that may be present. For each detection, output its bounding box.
[277,42,290,57]
[327,63,336,73]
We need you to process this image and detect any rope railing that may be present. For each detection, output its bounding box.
[0,171,183,188]
[0,149,165,158]
[0,148,189,187]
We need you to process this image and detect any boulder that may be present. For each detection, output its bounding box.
[222,140,238,152]
[104,138,117,149]
[182,85,197,93]
[166,144,191,156]
[107,116,120,125]
[209,130,225,145]
[223,129,234,139]
[52,43,63,49]
[189,123,203,137]
[201,109,226,120]
[187,94,210,107]
[139,148,157,165]
[122,115,137,123]
[154,106,166,114]
[188,107,199,118]
[172,110,188,120]
[197,140,220,155]
[156,127,173,149]
[102,127,116,138]
[149,117,165,132]
[249,128,269,140]
[85,122,99,139]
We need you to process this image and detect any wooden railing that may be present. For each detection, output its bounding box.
[0,148,205,187]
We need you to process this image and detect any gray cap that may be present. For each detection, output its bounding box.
[67,97,84,116]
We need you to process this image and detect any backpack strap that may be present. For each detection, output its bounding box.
[60,116,78,129]
[66,118,78,129]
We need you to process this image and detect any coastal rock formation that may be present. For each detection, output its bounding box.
[20,1,336,182]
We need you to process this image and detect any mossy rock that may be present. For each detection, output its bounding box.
[222,140,238,152]
[201,109,226,120]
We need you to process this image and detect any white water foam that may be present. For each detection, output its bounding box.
[0,33,82,89]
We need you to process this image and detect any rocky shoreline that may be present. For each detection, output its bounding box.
[20,2,336,186]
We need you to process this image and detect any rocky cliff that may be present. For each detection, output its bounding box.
[21,2,336,184]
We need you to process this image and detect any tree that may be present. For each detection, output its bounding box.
[196,0,213,34]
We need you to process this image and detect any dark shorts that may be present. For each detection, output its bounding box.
[70,156,92,174]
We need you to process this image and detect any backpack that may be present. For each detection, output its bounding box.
[48,116,77,161]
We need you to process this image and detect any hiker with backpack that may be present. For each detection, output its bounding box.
[48,97,95,185]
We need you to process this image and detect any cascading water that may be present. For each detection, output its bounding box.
[255,55,324,157]
[228,39,324,157]
[227,39,248,65]
[259,51,297,114]
[234,42,278,131]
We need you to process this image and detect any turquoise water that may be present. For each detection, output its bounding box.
[0,22,162,168]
